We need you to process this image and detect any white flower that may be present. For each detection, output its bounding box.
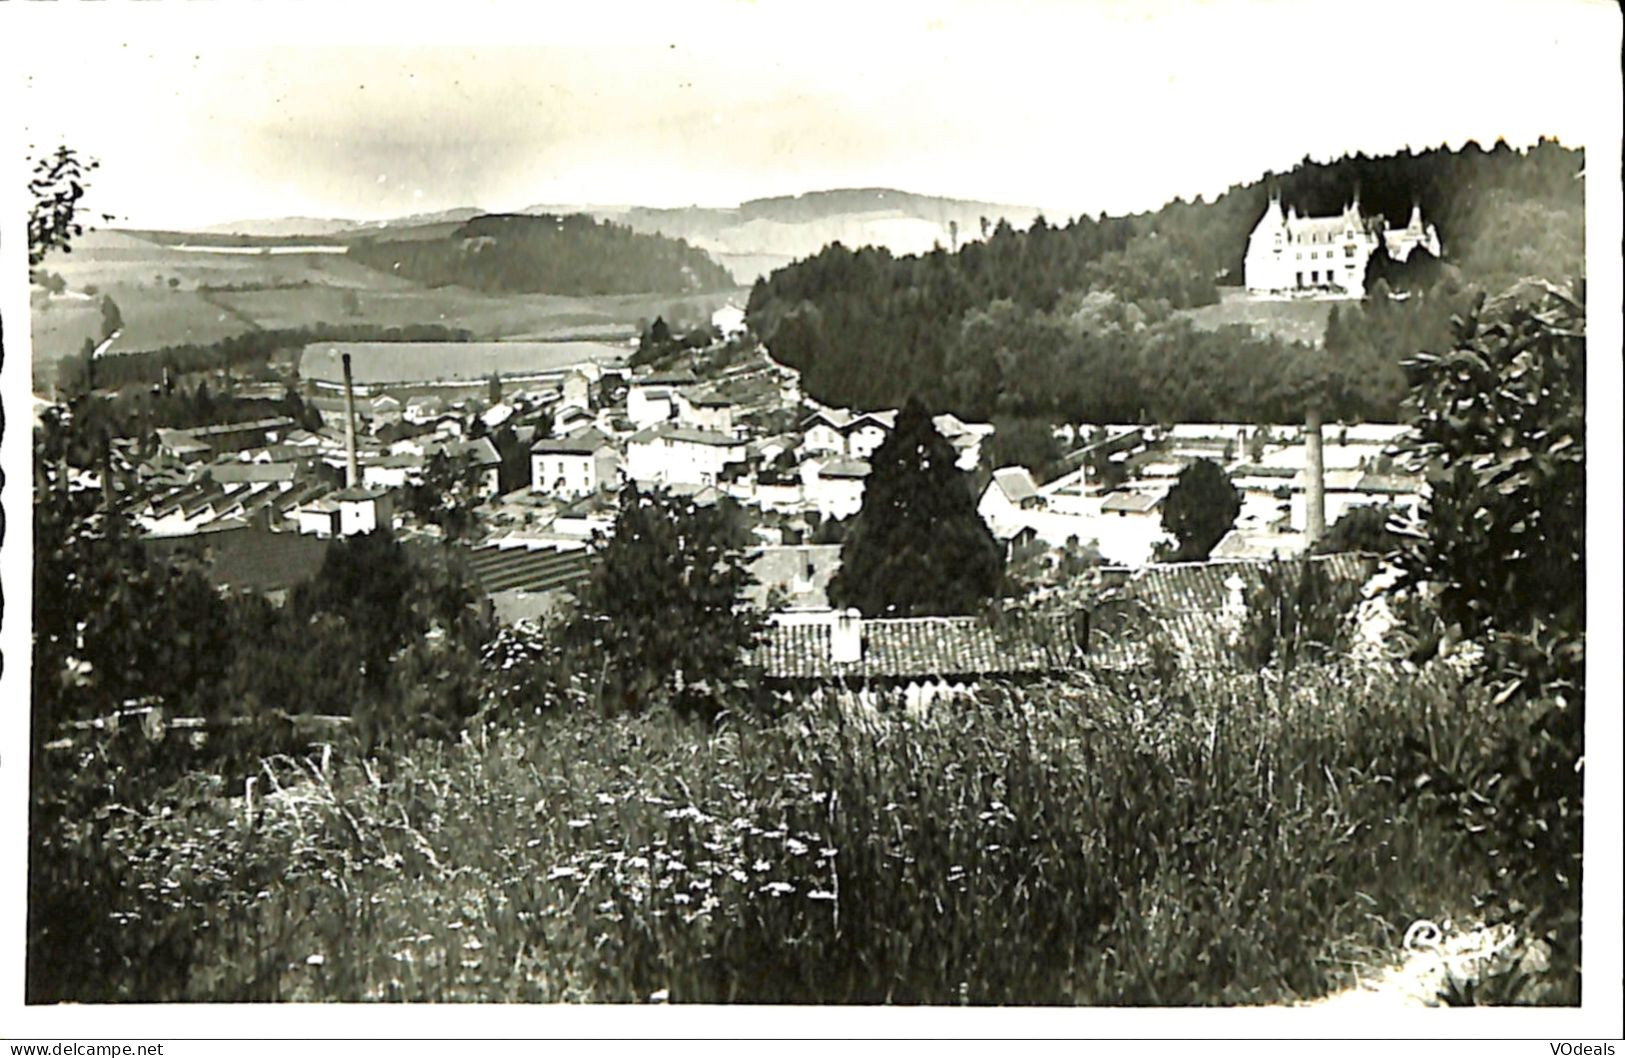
[306,954,325,967]
[808,890,837,901]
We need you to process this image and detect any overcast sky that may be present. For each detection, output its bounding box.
[10,0,1618,229]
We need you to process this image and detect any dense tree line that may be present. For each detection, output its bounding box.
[748,140,1583,427]
[346,213,736,296]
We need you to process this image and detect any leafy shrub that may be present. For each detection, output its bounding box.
[1238,558,1366,670]
[1396,279,1585,1000]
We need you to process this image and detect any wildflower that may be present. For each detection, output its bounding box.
[567,818,592,829]
[820,848,838,860]
[673,893,692,905]
[649,988,670,1004]
[306,954,326,967]
[785,837,809,856]
[464,938,483,951]
[596,793,617,806]
[808,890,837,902]
[762,882,795,897]
[752,859,771,873]
[547,865,581,881]
[729,868,750,884]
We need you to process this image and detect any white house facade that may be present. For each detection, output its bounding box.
[530,428,622,499]
[626,424,747,487]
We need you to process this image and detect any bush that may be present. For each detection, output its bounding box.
[1238,558,1366,670]
[1396,279,1585,999]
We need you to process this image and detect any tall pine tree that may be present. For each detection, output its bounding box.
[828,397,1004,617]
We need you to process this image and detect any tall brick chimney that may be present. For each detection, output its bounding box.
[1305,406,1326,544]
[340,352,359,489]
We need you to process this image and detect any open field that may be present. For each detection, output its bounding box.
[29,295,106,390]
[32,229,751,393]
[34,230,416,292]
[1177,287,1338,347]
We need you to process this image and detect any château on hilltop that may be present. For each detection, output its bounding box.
[1244,192,1441,298]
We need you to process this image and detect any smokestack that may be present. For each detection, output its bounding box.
[1305,406,1325,544]
[340,352,359,488]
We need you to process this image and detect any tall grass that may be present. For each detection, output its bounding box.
[31,658,1498,1004]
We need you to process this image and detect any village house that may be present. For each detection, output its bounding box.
[675,391,738,435]
[800,456,870,520]
[361,453,426,491]
[295,486,394,539]
[428,436,504,497]
[559,367,595,412]
[625,423,747,487]
[530,427,622,499]
[978,466,1046,539]
[403,395,446,424]
[366,394,403,425]
[626,369,699,429]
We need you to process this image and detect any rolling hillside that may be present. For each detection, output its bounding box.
[523,188,1046,283]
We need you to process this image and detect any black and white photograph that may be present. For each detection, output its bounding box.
[1,0,1620,1042]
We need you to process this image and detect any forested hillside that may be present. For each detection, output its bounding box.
[347,213,736,295]
[747,139,1583,426]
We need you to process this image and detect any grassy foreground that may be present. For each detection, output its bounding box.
[32,658,1497,1005]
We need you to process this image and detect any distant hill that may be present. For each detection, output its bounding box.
[159,208,491,244]
[522,188,1045,282]
[344,212,737,296]
[196,216,362,238]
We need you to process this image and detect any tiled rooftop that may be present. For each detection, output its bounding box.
[755,613,1087,681]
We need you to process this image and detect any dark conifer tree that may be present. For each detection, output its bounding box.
[828,397,1004,617]
[1157,458,1242,562]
